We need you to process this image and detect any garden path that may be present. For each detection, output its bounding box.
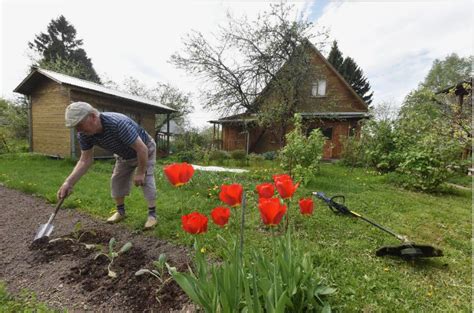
[0,185,195,312]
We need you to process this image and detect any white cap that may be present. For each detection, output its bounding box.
[65,102,94,128]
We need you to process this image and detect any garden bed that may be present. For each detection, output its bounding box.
[0,185,194,312]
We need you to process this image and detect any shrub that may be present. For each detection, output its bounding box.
[230,149,247,160]
[279,114,325,184]
[248,153,265,165]
[340,135,365,168]
[262,151,277,161]
[359,119,398,173]
[175,150,196,163]
[208,149,230,164]
[394,137,466,191]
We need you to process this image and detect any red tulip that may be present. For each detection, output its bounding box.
[299,198,314,215]
[258,197,287,226]
[275,177,299,199]
[211,207,231,227]
[181,212,208,234]
[164,163,195,187]
[255,183,275,199]
[272,174,292,184]
[219,184,243,207]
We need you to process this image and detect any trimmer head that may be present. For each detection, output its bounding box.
[376,244,443,260]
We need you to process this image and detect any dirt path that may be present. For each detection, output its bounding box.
[0,185,195,312]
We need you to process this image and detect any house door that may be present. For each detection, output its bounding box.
[321,127,333,159]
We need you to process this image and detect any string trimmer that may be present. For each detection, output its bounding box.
[313,192,443,260]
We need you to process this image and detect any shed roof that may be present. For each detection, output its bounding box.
[13,68,177,114]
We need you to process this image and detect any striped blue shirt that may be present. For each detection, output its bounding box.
[78,112,150,160]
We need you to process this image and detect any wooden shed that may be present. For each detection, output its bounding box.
[209,41,370,160]
[14,68,176,159]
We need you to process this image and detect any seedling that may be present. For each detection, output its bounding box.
[135,254,172,303]
[50,222,98,249]
[135,253,168,281]
[95,237,132,278]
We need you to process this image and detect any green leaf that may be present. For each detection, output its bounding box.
[108,237,116,255]
[322,303,332,313]
[119,242,132,254]
[275,291,289,313]
[316,286,336,296]
[158,253,167,264]
[135,269,150,276]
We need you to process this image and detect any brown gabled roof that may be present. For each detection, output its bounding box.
[210,39,370,125]
[13,68,177,114]
[304,39,368,110]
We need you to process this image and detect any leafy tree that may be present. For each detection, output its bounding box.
[121,77,193,130]
[0,97,28,139]
[395,88,466,191]
[327,41,373,105]
[28,15,101,83]
[0,97,29,153]
[171,3,329,147]
[423,53,473,91]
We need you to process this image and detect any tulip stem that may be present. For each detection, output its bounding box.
[239,192,246,262]
[271,227,277,308]
[237,191,246,310]
[285,199,290,233]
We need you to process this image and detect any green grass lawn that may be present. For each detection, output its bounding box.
[0,153,471,312]
[0,282,58,312]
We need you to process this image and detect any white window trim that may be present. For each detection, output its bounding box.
[312,79,327,97]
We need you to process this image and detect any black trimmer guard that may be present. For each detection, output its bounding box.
[376,244,443,260]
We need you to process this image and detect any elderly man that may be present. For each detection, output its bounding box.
[57,101,157,229]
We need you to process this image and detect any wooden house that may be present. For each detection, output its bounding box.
[14,68,176,159]
[209,41,369,160]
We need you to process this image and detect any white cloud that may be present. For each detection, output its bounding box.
[316,0,473,107]
[3,0,470,126]
[1,0,311,128]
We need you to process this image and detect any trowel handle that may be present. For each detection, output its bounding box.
[46,197,65,224]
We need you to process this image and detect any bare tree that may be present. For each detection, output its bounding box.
[171,2,329,146]
[121,77,193,130]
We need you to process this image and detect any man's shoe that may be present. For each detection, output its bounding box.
[144,216,157,229]
[107,212,125,224]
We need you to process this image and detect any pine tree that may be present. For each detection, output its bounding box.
[327,41,373,105]
[340,57,373,104]
[28,15,101,83]
[327,41,343,72]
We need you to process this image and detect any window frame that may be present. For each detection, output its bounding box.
[311,79,327,97]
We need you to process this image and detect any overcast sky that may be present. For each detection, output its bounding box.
[1,0,472,128]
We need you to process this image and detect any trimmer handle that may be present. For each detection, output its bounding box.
[313,192,357,217]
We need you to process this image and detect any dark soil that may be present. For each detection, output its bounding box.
[0,185,196,312]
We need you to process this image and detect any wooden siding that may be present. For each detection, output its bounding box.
[223,119,360,159]
[304,119,360,159]
[296,49,367,112]
[219,44,368,159]
[30,80,71,157]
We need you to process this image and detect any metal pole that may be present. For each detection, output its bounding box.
[166,114,170,155]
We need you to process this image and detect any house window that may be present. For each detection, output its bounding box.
[306,126,333,140]
[322,127,333,140]
[349,126,356,137]
[312,79,327,97]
